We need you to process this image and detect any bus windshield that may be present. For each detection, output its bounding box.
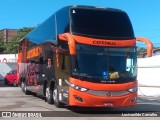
[70,7,134,39]
[71,44,137,83]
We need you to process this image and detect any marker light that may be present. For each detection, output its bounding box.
[42,74,45,77]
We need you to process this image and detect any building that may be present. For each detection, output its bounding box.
[0,29,17,43]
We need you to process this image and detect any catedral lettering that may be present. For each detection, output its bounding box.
[27,46,42,59]
[93,40,117,46]
[17,5,153,108]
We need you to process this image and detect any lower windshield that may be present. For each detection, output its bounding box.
[71,44,137,83]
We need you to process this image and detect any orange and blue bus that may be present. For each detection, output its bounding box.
[17,5,153,108]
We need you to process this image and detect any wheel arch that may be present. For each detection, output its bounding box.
[43,78,56,96]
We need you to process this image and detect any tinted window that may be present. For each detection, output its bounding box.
[9,70,14,74]
[56,7,69,34]
[13,70,17,74]
[27,14,56,44]
[70,8,134,39]
[71,44,137,83]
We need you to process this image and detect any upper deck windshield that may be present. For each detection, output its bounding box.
[70,7,135,39]
[71,44,137,83]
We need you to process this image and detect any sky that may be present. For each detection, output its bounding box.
[0,0,160,47]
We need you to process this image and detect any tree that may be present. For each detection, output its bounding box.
[0,35,5,54]
[4,27,34,54]
[137,47,147,58]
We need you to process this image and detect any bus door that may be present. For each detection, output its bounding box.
[54,47,70,104]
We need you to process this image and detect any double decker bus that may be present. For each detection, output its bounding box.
[17,5,153,108]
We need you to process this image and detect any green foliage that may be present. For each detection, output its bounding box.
[4,27,34,54]
[0,35,5,54]
[137,47,146,53]
[154,46,160,49]
[16,27,34,40]
[137,47,147,57]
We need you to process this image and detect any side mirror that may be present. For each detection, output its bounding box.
[58,34,67,41]
[136,37,153,57]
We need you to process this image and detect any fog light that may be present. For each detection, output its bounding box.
[131,97,137,102]
[74,96,83,102]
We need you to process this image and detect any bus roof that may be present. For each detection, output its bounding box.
[20,5,134,44]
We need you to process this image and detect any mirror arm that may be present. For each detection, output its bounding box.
[136,37,153,57]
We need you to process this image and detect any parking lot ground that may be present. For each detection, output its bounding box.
[0,82,160,119]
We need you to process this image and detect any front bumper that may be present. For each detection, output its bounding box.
[69,87,137,107]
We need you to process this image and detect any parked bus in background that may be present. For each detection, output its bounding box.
[17,6,153,108]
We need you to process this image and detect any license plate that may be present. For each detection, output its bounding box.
[103,103,113,107]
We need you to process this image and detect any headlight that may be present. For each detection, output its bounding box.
[65,80,89,92]
[70,83,88,92]
[128,86,138,93]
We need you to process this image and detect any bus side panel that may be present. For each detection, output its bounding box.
[25,43,55,96]
[36,44,55,96]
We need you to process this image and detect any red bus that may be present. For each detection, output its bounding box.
[17,6,153,108]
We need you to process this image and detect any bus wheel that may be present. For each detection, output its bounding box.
[46,87,53,104]
[21,81,25,92]
[23,81,30,95]
[53,86,64,108]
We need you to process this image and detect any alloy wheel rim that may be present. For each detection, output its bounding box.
[46,88,49,99]
[14,80,16,86]
[24,82,27,91]
[53,89,57,101]
[21,82,24,88]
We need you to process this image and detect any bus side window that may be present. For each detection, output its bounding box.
[61,54,70,73]
[47,58,51,68]
[62,55,65,70]
[39,57,43,64]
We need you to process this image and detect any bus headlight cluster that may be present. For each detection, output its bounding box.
[70,84,88,92]
[65,80,88,92]
[128,86,137,93]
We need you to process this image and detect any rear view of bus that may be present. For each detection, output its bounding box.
[57,6,137,108]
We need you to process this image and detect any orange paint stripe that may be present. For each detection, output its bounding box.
[73,35,136,47]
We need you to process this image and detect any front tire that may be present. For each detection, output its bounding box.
[53,86,64,108]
